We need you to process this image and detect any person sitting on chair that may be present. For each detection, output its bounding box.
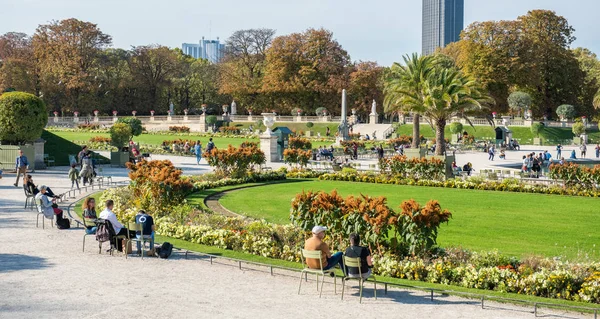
[135,210,155,255]
[99,200,135,252]
[24,175,57,197]
[344,233,373,280]
[35,185,56,220]
[304,226,344,274]
[82,197,98,234]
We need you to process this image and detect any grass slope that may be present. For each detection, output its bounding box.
[219,179,600,260]
[42,130,108,166]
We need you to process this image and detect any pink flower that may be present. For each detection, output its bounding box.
[112,110,118,115]
[53,111,58,115]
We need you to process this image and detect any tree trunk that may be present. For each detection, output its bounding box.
[411,114,420,148]
[435,119,446,156]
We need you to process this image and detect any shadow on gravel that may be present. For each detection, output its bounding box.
[0,254,52,273]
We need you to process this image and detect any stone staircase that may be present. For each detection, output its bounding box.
[351,123,394,140]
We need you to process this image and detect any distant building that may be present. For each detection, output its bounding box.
[182,37,225,63]
[422,0,464,55]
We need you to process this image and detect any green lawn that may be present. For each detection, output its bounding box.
[42,130,108,165]
[230,121,339,136]
[49,129,336,150]
[394,124,595,144]
[218,179,600,260]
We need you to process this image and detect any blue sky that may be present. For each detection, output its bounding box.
[0,0,598,66]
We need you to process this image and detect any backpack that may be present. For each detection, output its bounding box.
[56,217,70,229]
[159,242,173,259]
[95,221,111,243]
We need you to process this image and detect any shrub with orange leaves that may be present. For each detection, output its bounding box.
[204,143,266,178]
[397,199,452,256]
[126,160,194,216]
[283,149,312,168]
[288,137,312,150]
[290,190,451,256]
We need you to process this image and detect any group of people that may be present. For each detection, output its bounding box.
[83,198,156,255]
[161,138,215,165]
[304,226,373,280]
[522,151,552,178]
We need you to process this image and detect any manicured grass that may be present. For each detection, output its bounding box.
[395,124,600,144]
[219,179,600,260]
[50,129,336,150]
[230,121,339,136]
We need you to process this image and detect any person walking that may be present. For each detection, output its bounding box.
[80,152,94,186]
[595,144,600,158]
[556,144,563,159]
[14,150,29,187]
[206,138,215,154]
[580,143,587,158]
[68,164,80,190]
[488,145,495,161]
[194,140,202,165]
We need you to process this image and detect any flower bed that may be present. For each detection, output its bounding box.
[319,172,600,198]
[379,155,446,181]
[169,126,191,132]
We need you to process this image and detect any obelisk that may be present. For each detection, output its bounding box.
[337,89,349,144]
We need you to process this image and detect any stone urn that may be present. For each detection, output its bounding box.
[261,113,276,136]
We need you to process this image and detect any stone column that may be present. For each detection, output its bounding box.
[33,138,46,170]
[199,113,207,132]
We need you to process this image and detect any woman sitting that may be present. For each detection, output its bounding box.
[82,197,98,234]
[24,174,56,197]
[35,185,56,220]
[344,233,373,280]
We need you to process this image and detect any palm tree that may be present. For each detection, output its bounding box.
[384,53,435,148]
[594,89,600,110]
[421,68,491,156]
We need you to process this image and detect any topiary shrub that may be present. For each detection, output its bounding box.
[448,122,463,135]
[530,122,545,138]
[109,123,132,150]
[507,91,532,115]
[306,121,314,128]
[315,107,327,116]
[572,122,586,136]
[556,104,576,120]
[116,117,143,138]
[0,92,48,143]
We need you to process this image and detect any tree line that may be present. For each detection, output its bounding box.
[0,19,382,117]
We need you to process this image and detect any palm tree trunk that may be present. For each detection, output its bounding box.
[412,114,420,148]
[435,119,446,156]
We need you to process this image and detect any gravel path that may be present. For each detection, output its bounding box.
[0,166,591,318]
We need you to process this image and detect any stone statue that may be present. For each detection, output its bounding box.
[262,113,276,136]
[371,99,377,115]
[337,89,349,141]
[231,100,237,115]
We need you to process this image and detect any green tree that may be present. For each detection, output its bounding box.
[420,68,491,155]
[572,122,585,136]
[595,89,600,109]
[448,122,463,139]
[507,91,532,117]
[116,117,143,138]
[556,104,576,120]
[109,123,132,149]
[0,92,47,143]
[384,53,435,148]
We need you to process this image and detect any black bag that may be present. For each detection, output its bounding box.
[56,217,70,229]
[159,242,173,259]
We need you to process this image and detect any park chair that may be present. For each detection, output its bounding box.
[298,249,337,298]
[43,154,55,167]
[82,218,99,253]
[341,256,377,303]
[23,185,35,210]
[127,222,153,259]
[368,164,377,170]
[34,196,54,229]
[96,167,112,187]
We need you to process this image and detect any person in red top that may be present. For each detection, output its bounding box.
[304,226,344,273]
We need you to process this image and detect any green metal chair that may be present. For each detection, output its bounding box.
[82,218,98,253]
[298,249,337,298]
[127,222,152,259]
[35,197,53,229]
[341,256,377,303]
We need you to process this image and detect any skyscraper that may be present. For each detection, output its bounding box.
[422,0,464,55]
[182,37,225,63]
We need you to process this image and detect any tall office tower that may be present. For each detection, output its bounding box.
[181,37,225,63]
[422,0,464,55]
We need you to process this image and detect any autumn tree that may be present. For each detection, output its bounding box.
[348,61,384,117]
[33,18,112,113]
[0,32,37,94]
[219,28,275,113]
[128,45,178,113]
[261,28,351,115]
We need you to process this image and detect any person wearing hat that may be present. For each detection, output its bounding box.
[304,226,344,273]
